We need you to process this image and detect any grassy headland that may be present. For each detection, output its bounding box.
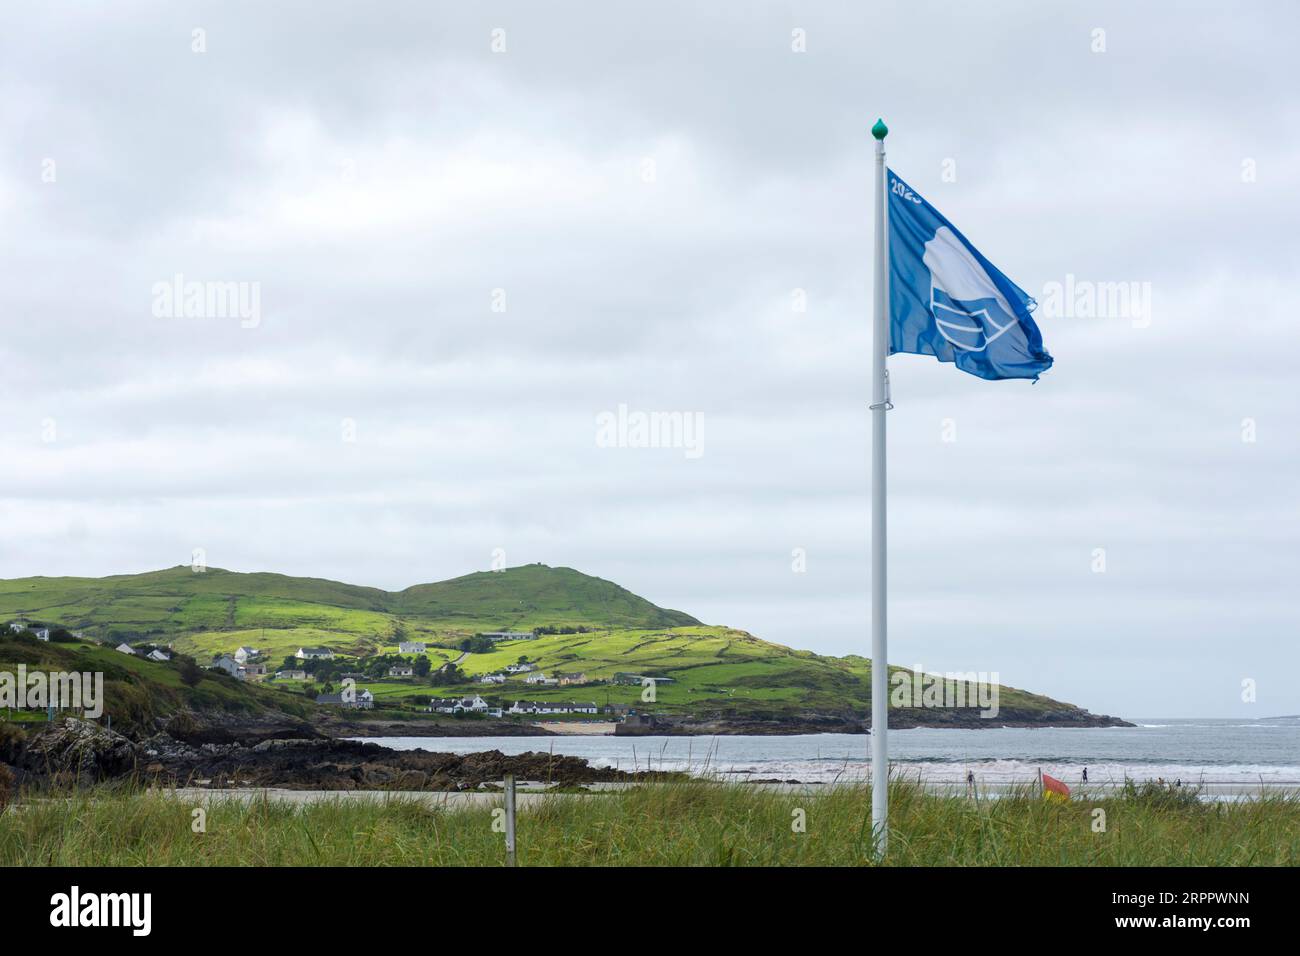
[0,564,1124,729]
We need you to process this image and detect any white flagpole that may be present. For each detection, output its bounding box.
[869,117,890,858]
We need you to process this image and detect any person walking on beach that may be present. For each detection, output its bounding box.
[1082,767,1088,784]
[966,769,975,796]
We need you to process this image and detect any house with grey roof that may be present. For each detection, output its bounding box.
[315,689,374,709]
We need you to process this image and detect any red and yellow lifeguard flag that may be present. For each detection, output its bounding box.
[1042,773,1071,801]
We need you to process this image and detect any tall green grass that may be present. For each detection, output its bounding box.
[1,780,1295,866]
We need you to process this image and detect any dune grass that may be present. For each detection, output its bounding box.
[1,780,1295,866]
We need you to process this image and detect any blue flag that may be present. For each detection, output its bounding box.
[888,170,1052,381]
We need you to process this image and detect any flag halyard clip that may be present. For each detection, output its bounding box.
[869,369,894,411]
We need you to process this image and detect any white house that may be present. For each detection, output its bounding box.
[479,673,506,684]
[505,662,534,674]
[233,646,259,663]
[525,671,558,685]
[211,655,241,676]
[514,700,565,715]
[428,697,489,714]
[388,665,414,678]
[115,642,136,656]
[147,649,171,662]
[398,641,426,655]
[478,631,537,642]
[275,669,308,680]
[509,700,599,716]
[296,646,335,660]
[8,622,51,639]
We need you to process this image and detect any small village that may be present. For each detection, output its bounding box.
[211,635,666,723]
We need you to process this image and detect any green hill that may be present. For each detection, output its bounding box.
[395,565,700,629]
[0,564,698,661]
[0,564,1122,728]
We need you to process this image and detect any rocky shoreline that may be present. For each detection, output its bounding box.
[614,708,1133,736]
[318,710,1134,740]
[327,708,1131,740]
[0,718,679,792]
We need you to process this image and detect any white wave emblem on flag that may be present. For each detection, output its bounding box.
[922,226,1018,352]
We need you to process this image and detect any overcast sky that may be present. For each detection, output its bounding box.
[2,2,1296,718]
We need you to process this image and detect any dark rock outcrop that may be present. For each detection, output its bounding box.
[159,710,323,746]
[157,738,676,790]
[12,717,140,784]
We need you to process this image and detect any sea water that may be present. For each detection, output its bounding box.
[360,717,1300,791]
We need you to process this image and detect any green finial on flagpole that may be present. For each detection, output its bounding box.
[871,117,888,140]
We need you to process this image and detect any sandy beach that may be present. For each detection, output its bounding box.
[156,779,1300,809]
[534,721,617,735]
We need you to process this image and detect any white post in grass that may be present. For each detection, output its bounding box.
[504,772,517,866]
[869,117,891,859]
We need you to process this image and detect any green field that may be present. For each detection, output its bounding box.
[1,780,1294,866]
